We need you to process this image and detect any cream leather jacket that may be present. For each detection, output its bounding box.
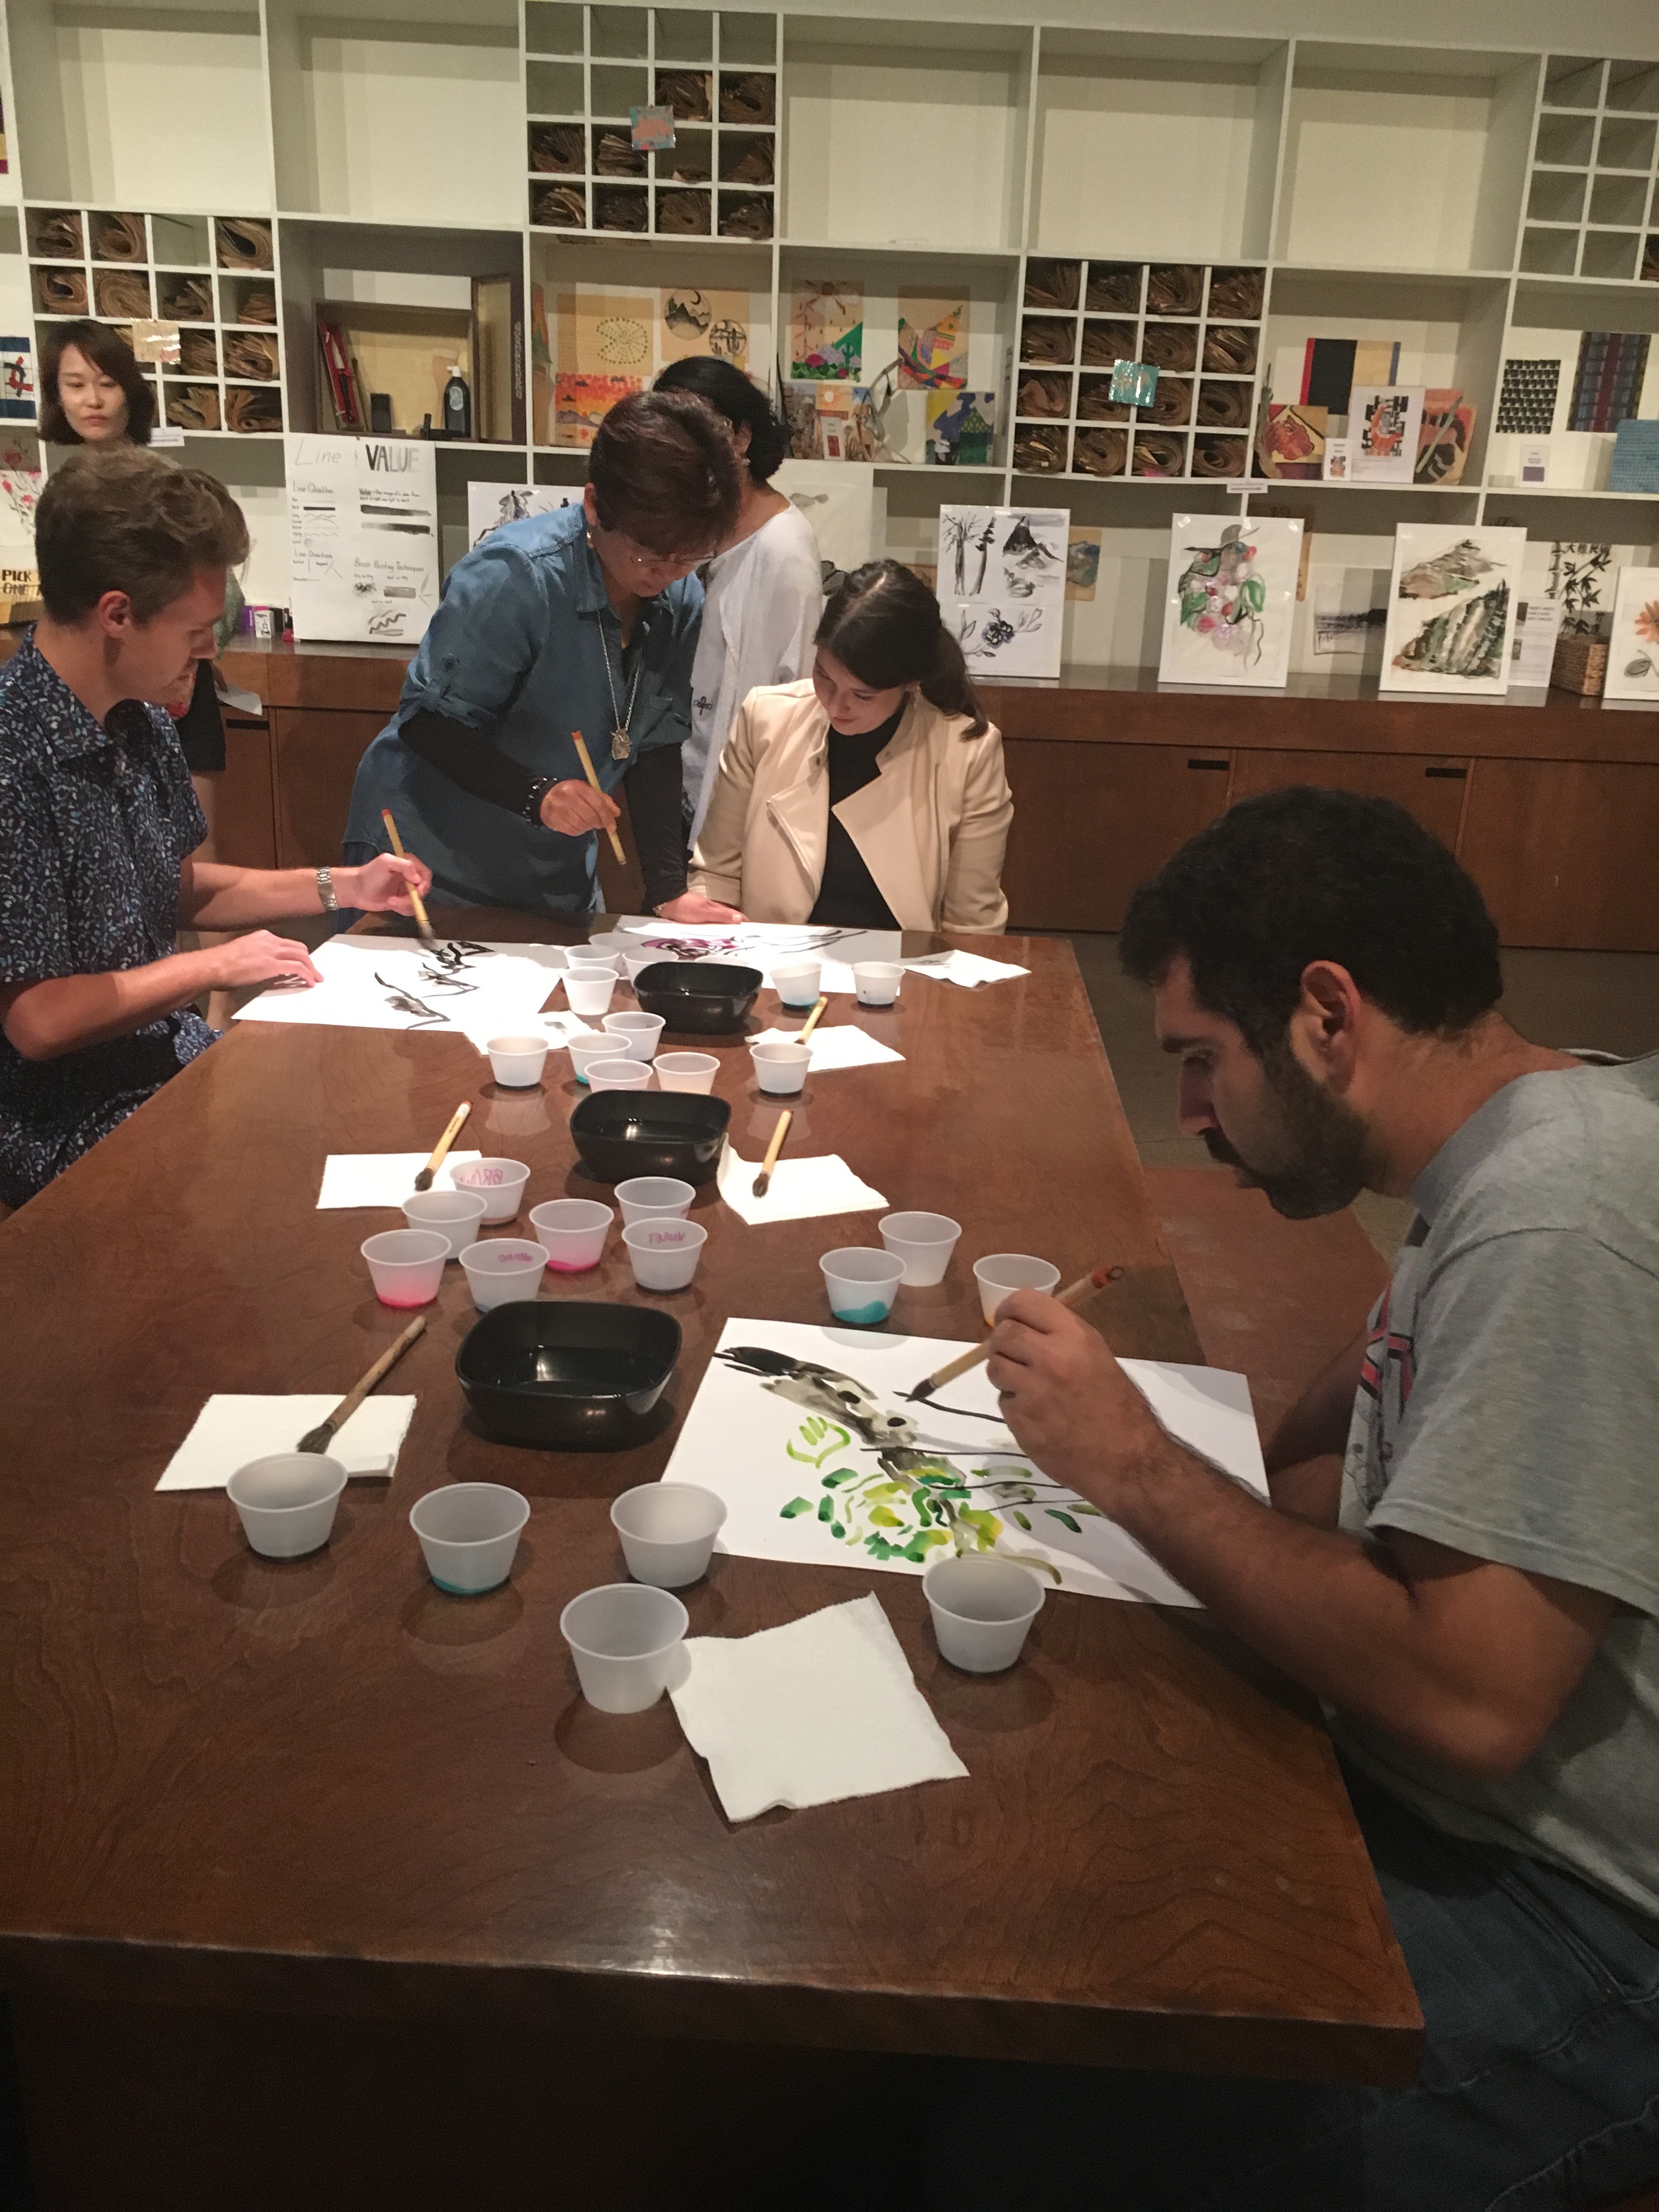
[688,680,1013,933]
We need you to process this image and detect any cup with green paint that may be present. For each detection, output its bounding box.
[819,1246,905,1326]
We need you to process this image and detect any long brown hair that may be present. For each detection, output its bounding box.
[816,561,988,736]
[38,320,156,446]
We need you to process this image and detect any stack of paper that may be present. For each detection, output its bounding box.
[157,1393,416,1489]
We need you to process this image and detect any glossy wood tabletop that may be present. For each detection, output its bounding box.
[0,915,1421,2084]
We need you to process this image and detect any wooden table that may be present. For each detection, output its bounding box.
[0,917,1420,2204]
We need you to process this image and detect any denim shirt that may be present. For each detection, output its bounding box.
[345,502,701,916]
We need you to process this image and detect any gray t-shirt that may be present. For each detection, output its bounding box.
[1331,1052,1659,1925]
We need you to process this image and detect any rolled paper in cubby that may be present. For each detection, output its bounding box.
[1643,239,1659,285]
[1197,381,1251,428]
[1133,431,1186,477]
[1080,321,1136,368]
[1085,263,1141,312]
[34,267,88,314]
[1073,427,1128,477]
[31,210,83,259]
[1207,267,1265,319]
[237,285,278,325]
[1147,264,1203,315]
[594,187,648,233]
[1017,371,1070,419]
[656,68,711,120]
[718,194,772,240]
[1192,436,1248,479]
[1076,378,1130,422]
[159,275,213,323]
[720,136,774,185]
[95,268,151,319]
[529,122,584,173]
[225,387,283,433]
[661,135,712,182]
[1020,317,1075,365]
[593,128,646,176]
[1012,425,1066,473]
[216,217,273,270]
[1149,376,1192,426]
[1024,258,1080,312]
[719,71,774,123]
[532,182,587,229]
[178,329,219,376]
[166,384,219,432]
[92,211,146,263]
[1142,323,1198,371]
[224,331,279,381]
[657,190,711,235]
[1203,325,1257,375]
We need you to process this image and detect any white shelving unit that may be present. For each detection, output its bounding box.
[1,2,1656,656]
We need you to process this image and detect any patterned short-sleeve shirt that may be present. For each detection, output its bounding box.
[0,633,211,1207]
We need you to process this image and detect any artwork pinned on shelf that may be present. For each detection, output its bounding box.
[1414,390,1476,486]
[1497,358,1561,436]
[896,292,967,390]
[1602,568,1659,704]
[924,388,995,466]
[1350,385,1426,485]
[552,372,642,448]
[1379,524,1526,697]
[1256,400,1325,479]
[936,504,1067,681]
[790,281,863,380]
[658,286,748,370]
[557,290,653,377]
[0,336,33,421]
[465,483,575,552]
[1157,515,1303,690]
[1548,540,1613,635]
[1065,528,1102,601]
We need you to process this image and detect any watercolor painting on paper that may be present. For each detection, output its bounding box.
[1380,525,1526,696]
[1603,567,1659,704]
[790,281,863,380]
[896,292,967,390]
[552,373,641,448]
[1158,516,1303,689]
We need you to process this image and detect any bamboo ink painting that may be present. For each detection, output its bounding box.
[936,505,1066,681]
[1380,524,1525,697]
[658,1320,1267,1606]
[1157,515,1302,689]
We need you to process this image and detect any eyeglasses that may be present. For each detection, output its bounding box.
[589,518,716,576]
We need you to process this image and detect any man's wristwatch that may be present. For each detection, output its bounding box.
[315,865,338,913]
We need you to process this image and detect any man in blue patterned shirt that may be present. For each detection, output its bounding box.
[0,447,429,1207]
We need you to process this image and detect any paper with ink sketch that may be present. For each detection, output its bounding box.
[236,938,557,1050]
[661,1318,1265,1605]
[936,506,1066,681]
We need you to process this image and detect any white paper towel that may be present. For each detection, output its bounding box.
[901,949,1029,988]
[316,1152,482,1209]
[749,1024,904,1071]
[716,1141,888,1226]
[157,1394,417,1489]
[669,1594,967,1822]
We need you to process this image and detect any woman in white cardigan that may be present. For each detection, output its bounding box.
[689,561,1013,934]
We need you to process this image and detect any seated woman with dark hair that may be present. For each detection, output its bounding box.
[344,388,743,921]
[688,561,1013,934]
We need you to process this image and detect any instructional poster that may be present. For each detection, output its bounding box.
[285,436,439,645]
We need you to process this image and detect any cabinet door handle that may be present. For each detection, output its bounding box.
[1186,758,1229,771]
[1424,765,1468,780]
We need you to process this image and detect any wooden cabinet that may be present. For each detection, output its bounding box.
[1002,741,1233,930]
[213,719,277,870]
[270,708,385,868]
[1228,749,1469,853]
[1459,759,1659,952]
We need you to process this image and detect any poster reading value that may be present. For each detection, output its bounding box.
[284,435,439,645]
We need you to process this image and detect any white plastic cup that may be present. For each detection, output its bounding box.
[772,961,822,1008]
[529,1197,613,1272]
[572,949,628,978]
[819,1246,906,1325]
[584,934,633,961]
[751,1041,810,1095]
[655,1051,719,1094]
[560,1583,689,1712]
[973,1252,1061,1326]
[459,1238,549,1311]
[360,1227,449,1307]
[565,971,617,1019]
[611,1482,727,1588]
[586,1057,652,1092]
[615,1175,695,1226]
[450,1157,532,1224]
[602,1011,666,1061]
[853,962,902,1007]
[400,1187,488,1257]
[566,1030,618,1085]
[923,1554,1046,1673]
[879,1210,963,1288]
[620,950,657,984]
[622,1218,708,1291]
[487,1033,550,1087]
[410,1482,529,1596]
[227,1453,348,1560]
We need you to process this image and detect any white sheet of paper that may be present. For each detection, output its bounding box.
[669,1594,967,1823]
[614,917,905,996]
[900,949,1029,989]
[716,1143,888,1226]
[661,1318,1265,1605]
[750,1024,904,1071]
[235,939,557,1050]
[157,1393,417,1489]
[316,1151,482,1209]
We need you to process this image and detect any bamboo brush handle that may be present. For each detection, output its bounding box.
[424,1101,470,1179]
[797,995,829,1044]
[923,1263,1121,1391]
[326,1315,426,1434]
[380,809,434,938]
[570,731,628,865]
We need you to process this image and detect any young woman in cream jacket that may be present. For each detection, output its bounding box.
[687,561,1013,934]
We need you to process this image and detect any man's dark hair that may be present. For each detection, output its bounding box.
[653,357,791,483]
[39,319,156,447]
[35,445,250,623]
[588,387,743,556]
[1119,787,1503,1055]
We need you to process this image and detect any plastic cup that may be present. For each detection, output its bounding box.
[622,1217,708,1291]
[450,1157,531,1224]
[565,971,617,1019]
[853,962,902,1007]
[615,1175,695,1226]
[586,1057,652,1092]
[620,950,657,985]
[528,1197,613,1272]
[879,1210,963,1288]
[410,1482,529,1596]
[487,1033,549,1087]
[584,934,633,961]
[560,1583,689,1712]
[400,1188,488,1257]
[227,1453,348,1560]
[602,1011,666,1062]
[572,949,628,978]
[974,1252,1061,1326]
[566,1030,618,1085]
[459,1238,549,1311]
[819,1246,906,1325]
[611,1482,727,1588]
[923,1554,1046,1674]
[772,961,822,1008]
[655,1051,719,1093]
[751,1041,810,1096]
[360,1227,449,1307]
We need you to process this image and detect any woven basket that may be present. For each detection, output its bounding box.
[1551,634,1609,697]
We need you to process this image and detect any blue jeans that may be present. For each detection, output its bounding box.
[910,1765,1659,2211]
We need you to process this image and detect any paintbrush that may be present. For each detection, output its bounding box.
[296,1314,425,1455]
[752,1108,793,1198]
[796,995,830,1044]
[570,731,628,867]
[380,808,436,950]
[904,1263,1123,1404]
[413,1100,471,1192]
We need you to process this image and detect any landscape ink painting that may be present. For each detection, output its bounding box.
[1380,524,1525,696]
[659,1321,1266,1606]
[1157,515,1302,689]
[935,505,1067,680]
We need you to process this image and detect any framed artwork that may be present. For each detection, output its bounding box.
[936,505,1066,681]
[1350,385,1425,485]
[1157,515,1303,690]
[1603,567,1659,704]
[1379,524,1526,697]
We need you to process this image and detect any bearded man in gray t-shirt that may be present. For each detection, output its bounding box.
[921,788,1659,2212]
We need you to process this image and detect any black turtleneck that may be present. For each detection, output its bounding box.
[808,703,904,930]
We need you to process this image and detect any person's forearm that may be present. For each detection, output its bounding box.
[625,742,689,910]
[1265,1328,1368,1481]
[1,954,216,1061]
[181,861,330,928]
[399,707,538,815]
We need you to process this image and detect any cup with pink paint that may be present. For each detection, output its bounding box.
[529,1198,613,1273]
[360,1229,449,1308]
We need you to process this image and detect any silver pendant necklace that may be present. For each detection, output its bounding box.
[598,620,643,762]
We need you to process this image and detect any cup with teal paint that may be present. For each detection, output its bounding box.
[819,1247,905,1326]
